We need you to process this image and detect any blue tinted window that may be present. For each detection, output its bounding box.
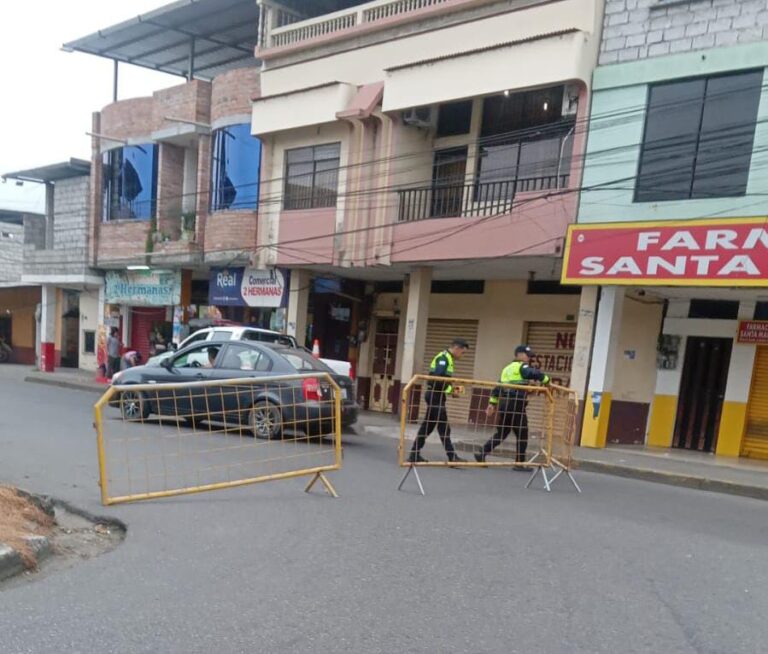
[211,123,261,211]
[102,145,158,221]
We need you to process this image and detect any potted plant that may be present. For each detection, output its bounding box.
[181,212,196,242]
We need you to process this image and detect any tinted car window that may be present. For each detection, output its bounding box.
[279,350,335,374]
[219,344,271,372]
[182,330,209,347]
[173,345,217,368]
[242,330,295,347]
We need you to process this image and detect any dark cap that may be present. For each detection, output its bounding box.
[515,345,534,357]
[451,338,470,349]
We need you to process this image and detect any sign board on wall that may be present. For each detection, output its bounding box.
[209,268,288,308]
[562,218,768,286]
[105,270,181,306]
[738,321,768,345]
[525,322,577,386]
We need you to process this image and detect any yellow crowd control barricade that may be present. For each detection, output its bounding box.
[397,375,580,495]
[93,372,343,505]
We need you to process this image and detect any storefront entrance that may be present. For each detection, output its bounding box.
[673,337,732,452]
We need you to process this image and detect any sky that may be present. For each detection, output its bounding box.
[0,1,181,213]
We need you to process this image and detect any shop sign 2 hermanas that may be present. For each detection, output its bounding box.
[105,270,181,306]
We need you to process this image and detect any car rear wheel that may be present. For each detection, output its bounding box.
[251,401,283,440]
[120,389,150,421]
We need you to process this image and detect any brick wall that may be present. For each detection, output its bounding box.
[152,80,212,129]
[97,221,151,266]
[100,97,154,141]
[157,143,185,238]
[204,210,258,263]
[211,67,261,124]
[600,0,768,64]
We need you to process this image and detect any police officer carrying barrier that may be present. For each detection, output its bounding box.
[408,338,469,464]
[475,345,550,468]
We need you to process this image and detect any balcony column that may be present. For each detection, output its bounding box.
[286,269,311,347]
[39,284,57,372]
[399,267,432,384]
[581,287,624,448]
[570,286,599,401]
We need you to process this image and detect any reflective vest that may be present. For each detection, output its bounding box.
[428,350,455,394]
[500,361,525,384]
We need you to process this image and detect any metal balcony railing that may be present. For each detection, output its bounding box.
[396,175,569,222]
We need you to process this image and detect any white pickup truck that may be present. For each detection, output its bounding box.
[146,325,353,378]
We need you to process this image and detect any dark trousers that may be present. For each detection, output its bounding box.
[410,390,457,458]
[480,395,529,462]
[107,356,121,378]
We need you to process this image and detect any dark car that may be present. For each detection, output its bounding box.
[110,340,358,439]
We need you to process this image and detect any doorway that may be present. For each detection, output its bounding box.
[431,147,467,218]
[370,318,399,412]
[672,337,732,452]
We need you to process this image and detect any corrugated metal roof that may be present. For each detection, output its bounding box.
[62,0,261,80]
[3,159,91,184]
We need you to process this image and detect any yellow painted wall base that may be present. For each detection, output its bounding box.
[581,392,612,449]
[647,395,677,448]
[715,401,748,458]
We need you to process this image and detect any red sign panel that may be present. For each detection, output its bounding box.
[738,321,768,345]
[562,218,768,286]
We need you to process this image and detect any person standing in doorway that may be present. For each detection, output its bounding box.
[475,345,550,469]
[408,338,469,464]
[107,328,121,379]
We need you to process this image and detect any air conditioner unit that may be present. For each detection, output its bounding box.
[561,84,580,117]
[402,106,435,128]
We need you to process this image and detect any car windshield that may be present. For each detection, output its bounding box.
[280,350,335,374]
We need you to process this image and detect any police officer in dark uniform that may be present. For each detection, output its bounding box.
[408,338,469,463]
[475,345,550,468]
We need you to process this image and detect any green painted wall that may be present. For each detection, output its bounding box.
[579,43,768,224]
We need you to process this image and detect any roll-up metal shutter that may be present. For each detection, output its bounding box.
[742,346,768,460]
[524,322,577,440]
[422,319,478,425]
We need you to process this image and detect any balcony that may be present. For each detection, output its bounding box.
[397,175,569,222]
[259,0,465,53]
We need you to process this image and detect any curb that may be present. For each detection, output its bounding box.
[573,459,768,502]
[452,440,768,502]
[0,537,51,583]
[24,375,105,394]
[0,492,126,584]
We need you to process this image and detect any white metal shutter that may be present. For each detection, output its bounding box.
[423,319,478,424]
[742,346,768,460]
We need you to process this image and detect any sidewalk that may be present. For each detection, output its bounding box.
[23,366,107,394]
[355,410,768,502]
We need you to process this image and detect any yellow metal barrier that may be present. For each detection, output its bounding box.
[94,372,343,505]
[397,375,580,494]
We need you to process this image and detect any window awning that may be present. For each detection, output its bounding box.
[62,0,261,80]
[382,30,588,112]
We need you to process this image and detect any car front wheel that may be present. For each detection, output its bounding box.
[251,401,283,440]
[120,389,150,421]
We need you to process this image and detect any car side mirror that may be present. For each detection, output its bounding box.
[161,357,174,370]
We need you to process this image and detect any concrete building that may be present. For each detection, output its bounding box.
[252,0,605,412]
[3,160,101,370]
[64,0,286,364]
[563,0,768,460]
[0,209,45,365]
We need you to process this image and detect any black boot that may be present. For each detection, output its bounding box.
[447,452,466,464]
[408,451,428,463]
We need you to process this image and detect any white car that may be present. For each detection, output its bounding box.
[147,326,353,378]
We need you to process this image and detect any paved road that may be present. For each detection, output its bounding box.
[1,365,767,654]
